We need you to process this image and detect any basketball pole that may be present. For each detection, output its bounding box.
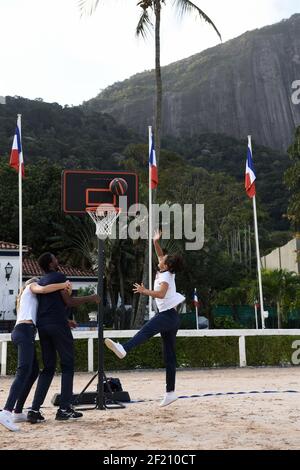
[97,237,105,410]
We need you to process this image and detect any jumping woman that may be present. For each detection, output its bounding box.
[105,230,185,407]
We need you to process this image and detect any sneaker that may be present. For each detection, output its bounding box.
[55,407,83,421]
[104,338,127,359]
[27,410,45,424]
[0,410,19,432]
[159,392,178,407]
[12,412,28,423]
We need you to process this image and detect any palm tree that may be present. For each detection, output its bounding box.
[248,269,300,328]
[79,0,221,167]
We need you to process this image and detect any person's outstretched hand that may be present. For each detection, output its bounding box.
[133,283,147,295]
[153,229,162,242]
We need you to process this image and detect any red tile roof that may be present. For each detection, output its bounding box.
[23,259,96,278]
[0,241,29,251]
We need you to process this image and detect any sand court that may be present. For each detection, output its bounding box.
[1,367,300,450]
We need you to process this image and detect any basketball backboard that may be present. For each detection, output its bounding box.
[62,170,138,215]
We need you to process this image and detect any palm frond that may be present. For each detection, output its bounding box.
[173,0,222,41]
[78,0,100,16]
[136,8,153,39]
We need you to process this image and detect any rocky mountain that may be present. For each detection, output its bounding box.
[84,14,300,152]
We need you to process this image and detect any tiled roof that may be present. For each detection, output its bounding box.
[0,241,29,251]
[23,258,96,278]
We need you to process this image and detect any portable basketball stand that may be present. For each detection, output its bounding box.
[59,170,139,411]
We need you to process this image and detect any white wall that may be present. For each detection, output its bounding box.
[261,238,300,274]
[0,252,98,321]
[0,255,19,321]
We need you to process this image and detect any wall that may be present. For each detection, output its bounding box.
[261,238,300,274]
[0,254,19,321]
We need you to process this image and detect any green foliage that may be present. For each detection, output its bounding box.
[73,286,97,324]
[285,126,300,232]
[246,336,300,366]
[214,287,248,306]
[213,316,244,330]
[7,335,300,374]
[0,96,138,168]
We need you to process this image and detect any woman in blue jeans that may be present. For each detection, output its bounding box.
[105,231,185,407]
[0,277,70,431]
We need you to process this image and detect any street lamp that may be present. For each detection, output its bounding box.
[5,262,13,281]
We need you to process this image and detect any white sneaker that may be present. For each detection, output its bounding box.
[13,412,28,423]
[0,410,20,431]
[104,338,127,359]
[159,392,178,407]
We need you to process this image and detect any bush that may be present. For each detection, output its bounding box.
[5,334,300,374]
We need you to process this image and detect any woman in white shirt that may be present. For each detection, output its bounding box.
[105,231,185,407]
[0,277,70,431]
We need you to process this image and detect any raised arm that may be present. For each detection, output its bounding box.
[153,229,164,260]
[30,281,72,295]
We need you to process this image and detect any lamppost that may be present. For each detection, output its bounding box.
[5,262,13,281]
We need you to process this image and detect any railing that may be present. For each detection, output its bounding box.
[1,329,300,376]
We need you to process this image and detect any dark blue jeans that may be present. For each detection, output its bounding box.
[123,308,180,392]
[4,323,39,413]
[31,323,74,411]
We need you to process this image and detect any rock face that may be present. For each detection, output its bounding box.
[85,14,300,151]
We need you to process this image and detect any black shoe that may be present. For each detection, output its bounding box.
[55,407,83,421]
[27,410,45,424]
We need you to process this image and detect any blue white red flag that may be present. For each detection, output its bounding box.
[10,116,24,177]
[149,128,158,189]
[193,289,200,308]
[245,141,256,198]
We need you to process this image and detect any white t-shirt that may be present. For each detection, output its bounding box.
[16,285,38,325]
[153,270,185,312]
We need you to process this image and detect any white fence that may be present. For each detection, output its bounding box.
[1,329,300,376]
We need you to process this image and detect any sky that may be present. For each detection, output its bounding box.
[0,0,299,106]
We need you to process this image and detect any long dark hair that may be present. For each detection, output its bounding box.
[165,254,184,274]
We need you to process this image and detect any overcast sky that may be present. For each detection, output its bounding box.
[1,0,299,106]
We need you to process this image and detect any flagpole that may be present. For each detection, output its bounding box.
[195,288,199,330]
[248,135,265,329]
[18,114,23,293]
[148,126,153,319]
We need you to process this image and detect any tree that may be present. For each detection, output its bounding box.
[79,0,221,168]
[247,269,300,328]
[285,126,300,233]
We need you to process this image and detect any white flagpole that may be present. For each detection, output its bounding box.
[148,126,153,319]
[18,114,23,292]
[195,289,199,330]
[248,135,265,329]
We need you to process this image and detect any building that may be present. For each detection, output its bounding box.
[261,237,300,274]
[0,241,97,321]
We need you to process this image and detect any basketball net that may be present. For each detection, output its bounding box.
[87,204,120,238]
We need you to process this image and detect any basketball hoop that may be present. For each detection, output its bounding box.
[87,204,120,237]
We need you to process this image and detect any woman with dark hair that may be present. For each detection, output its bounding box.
[105,230,185,407]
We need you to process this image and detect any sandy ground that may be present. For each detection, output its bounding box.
[1,367,300,450]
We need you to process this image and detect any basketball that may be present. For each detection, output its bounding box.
[109,178,128,196]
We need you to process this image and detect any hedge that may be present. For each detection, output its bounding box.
[5,335,300,375]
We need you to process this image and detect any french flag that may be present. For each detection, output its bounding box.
[10,116,24,177]
[245,138,256,198]
[193,289,200,308]
[149,128,158,189]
